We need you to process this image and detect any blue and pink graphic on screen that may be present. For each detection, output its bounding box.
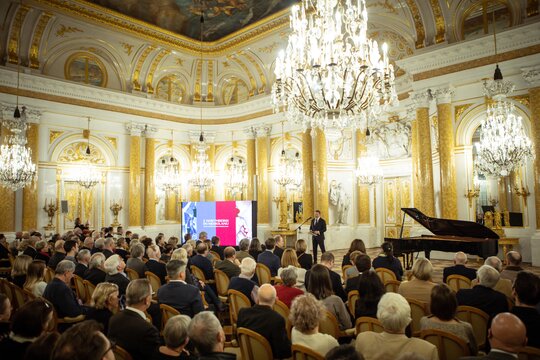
[181,201,255,246]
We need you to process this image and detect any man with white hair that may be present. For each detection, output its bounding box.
[22,235,38,259]
[188,311,235,360]
[48,239,66,270]
[81,237,94,252]
[104,254,130,296]
[457,265,508,321]
[228,257,259,304]
[43,260,88,318]
[355,293,438,360]
[145,244,167,284]
[102,237,115,258]
[84,252,107,285]
[472,257,513,299]
[75,249,91,277]
[237,284,291,359]
[442,251,477,283]
[157,260,204,317]
[500,251,524,283]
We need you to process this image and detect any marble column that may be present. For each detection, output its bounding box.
[302,128,314,222]
[0,126,15,232]
[143,137,156,226]
[166,191,177,221]
[205,144,216,201]
[356,129,370,224]
[409,107,421,210]
[245,128,256,201]
[23,122,39,230]
[127,125,142,227]
[412,91,435,216]
[434,88,458,219]
[255,125,271,224]
[314,128,329,219]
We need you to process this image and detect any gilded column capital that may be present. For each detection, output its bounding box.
[433,87,454,105]
[522,65,540,87]
[410,90,432,108]
[254,124,271,138]
[126,123,146,136]
[243,126,257,139]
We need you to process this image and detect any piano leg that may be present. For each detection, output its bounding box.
[424,250,431,259]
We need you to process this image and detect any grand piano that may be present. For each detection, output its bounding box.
[385,208,499,269]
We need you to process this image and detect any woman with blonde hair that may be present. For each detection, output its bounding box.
[278,248,307,289]
[87,282,119,333]
[23,260,47,297]
[10,255,32,288]
[397,257,436,305]
[171,247,197,287]
[295,239,313,271]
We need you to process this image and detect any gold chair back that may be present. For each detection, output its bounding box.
[318,310,340,339]
[159,303,180,334]
[375,267,397,283]
[255,263,272,285]
[113,344,134,360]
[342,265,352,283]
[83,280,96,303]
[237,327,273,360]
[446,275,472,292]
[44,267,55,283]
[347,290,359,316]
[145,271,162,295]
[273,299,292,339]
[125,268,139,281]
[384,279,401,293]
[518,346,540,360]
[292,344,325,360]
[214,268,230,301]
[73,274,88,304]
[456,305,489,349]
[210,250,222,261]
[355,316,384,335]
[406,298,428,336]
[420,329,471,360]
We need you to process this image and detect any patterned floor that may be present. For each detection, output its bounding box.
[330,247,540,283]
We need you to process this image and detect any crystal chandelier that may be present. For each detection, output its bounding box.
[275,122,300,187]
[272,0,397,131]
[288,152,303,191]
[75,117,100,189]
[224,133,247,196]
[156,131,182,193]
[475,13,533,177]
[356,155,383,186]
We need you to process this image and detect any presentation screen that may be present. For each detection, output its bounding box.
[181,201,257,246]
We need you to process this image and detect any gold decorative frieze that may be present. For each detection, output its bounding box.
[8,4,30,64]
[56,24,83,37]
[429,0,446,43]
[58,142,105,164]
[133,45,155,91]
[258,42,279,53]
[454,103,473,121]
[29,12,53,69]
[404,0,425,49]
[175,58,184,66]
[49,130,64,144]
[194,59,203,102]
[120,42,134,56]
[239,50,267,94]
[146,49,171,94]
[105,136,117,149]
[228,54,256,96]
[367,0,397,14]
[509,94,530,108]
[207,60,214,102]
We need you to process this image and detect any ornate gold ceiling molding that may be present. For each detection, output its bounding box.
[429,0,446,44]
[29,12,53,69]
[8,4,31,64]
[404,0,426,49]
[146,49,171,94]
[31,0,291,56]
[227,54,257,97]
[239,51,267,95]
[413,44,540,81]
[0,85,274,125]
[132,45,155,92]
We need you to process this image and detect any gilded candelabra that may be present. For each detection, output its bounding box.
[464,187,480,208]
[110,199,123,227]
[43,199,58,230]
[514,184,530,208]
[272,190,289,230]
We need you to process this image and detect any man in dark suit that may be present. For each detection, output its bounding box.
[191,242,215,281]
[74,249,91,278]
[442,251,477,283]
[460,313,527,360]
[510,271,540,348]
[305,252,346,301]
[215,247,241,279]
[22,236,38,259]
[144,244,167,284]
[309,210,327,263]
[257,238,281,276]
[43,260,87,318]
[345,254,372,294]
[237,284,291,359]
[210,236,224,260]
[456,265,508,321]
[273,235,284,260]
[157,260,204,317]
[188,311,235,360]
[48,240,67,270]
[84,253,107,285]
[108,279,160,360]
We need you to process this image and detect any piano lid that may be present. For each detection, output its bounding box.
[401,208,500,239]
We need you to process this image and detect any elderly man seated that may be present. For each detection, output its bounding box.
[104,254,130,296]
[500,251,524,283]
[355,293,438,360]
[43,260,88,318]
[228,257,259,305]
[188,311,236,360]
[442,251,477,283]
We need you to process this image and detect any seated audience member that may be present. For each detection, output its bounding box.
[23,260,47,297]
[145,244,168,284]
[477,256,513,299]
[215,247,241,279]
[344,251,363,280]
[9,255,32,288]
[354,270,385,319]
[127,243,147,278]
[115,238,129,262]
[93,238,105,255]
[500,251,524,283]
[74,249,91,278]
[104,254,130,296]
[81,237,94,252]
[157,260,204,318]
[51,320,115,360]
[398,257,436,305]
[84,252,107,285]
[236,238,253,262]
[511,271,540,348]
[273,234,285,259]
[456,265,508,321]
[372,241,403,281]
[155,315,196,360]
[108,279,160,360]
[0,293,12,338]
[34,240,50,264]
[191,242,215,281]
[23,332,59,360]
[248,237,263,260]
[257,237,281,276]
[171,248,198,286]
[460,313,527,360]
[102,237,115,258]
[48,240,66,270]
[63,240,78,263]
[278,248,307,289]
[295,239,313,271]
[188,311,235,360]
[442,251,477,283]
[420,284,477,354]
[289,293,339,357]
[203,241,215,263]
[21,236,38,259]
[308,264,352,330]
[274,266,304,308]
[228,257,259,305]
[86,282,119,333]
[237,284,292,359]
[43,260,87,318]
[342,239,367,269]
[345,254,372,294]
[0,299,54,359]
[355,293,438,360]
[305,252,347,302]
[210,236,224,260]
[325,344,364,360]
[161,244,175,263]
